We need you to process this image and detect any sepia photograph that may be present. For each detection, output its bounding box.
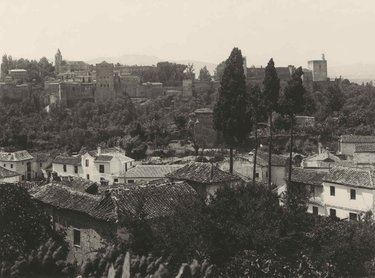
[1,0,375,277]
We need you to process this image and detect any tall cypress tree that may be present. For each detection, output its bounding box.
[263,58,280,189]
[279,67,305,182]
[248,84,267,184]
[214,48,251,173]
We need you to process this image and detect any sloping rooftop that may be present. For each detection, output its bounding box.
[96,155,113,162]
[0,150,33,162]
[87,147,134,164]
[125,165,183,179]
[0,166,20,179]
[324,166,375,189]
[303,151,341,163]
[31,180,197,222]
[355,144,375,153]
[53,155,81,166]
[340,135,375,143]
[290,168,326,186]
[167,162,242,184]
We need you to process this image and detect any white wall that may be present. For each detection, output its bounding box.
[323,181,374,218]
[52,163,82,178]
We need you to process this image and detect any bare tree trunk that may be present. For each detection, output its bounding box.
[253,124,258,185]
[288,115,294,182]
[229,147,233,174]
[268,112,273,189]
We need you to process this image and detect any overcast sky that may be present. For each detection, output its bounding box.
[0,0,373,67]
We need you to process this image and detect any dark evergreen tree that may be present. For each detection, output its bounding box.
[279,67,306,181]
[263,58,280,188]
[248,84,267,184]
[213,48,251,173]
[199,66,212,81]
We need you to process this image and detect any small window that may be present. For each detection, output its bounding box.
[99,165,105,173]
[74,166,78,174]
[330,209,336,218]
[3,164,5,167]
[125,163,128,172]
[39,163,42,168]
[330,186,335,196]
[10,164,13,169]
[114,178,118,183]
[128,179,134,183]
[312,206,318,215]
[255,172,259,178]
[86,174,90,180]
[73,229,81,247]
[350,189,356,200]
[63,165,67,172]
[22,175,25,180]
[349,212,358,221]
[85,159,89,167]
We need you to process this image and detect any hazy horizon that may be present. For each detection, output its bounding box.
[1,0,375,69]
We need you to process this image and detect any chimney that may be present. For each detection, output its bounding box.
[318,142,322,154]
[97,146,101,156]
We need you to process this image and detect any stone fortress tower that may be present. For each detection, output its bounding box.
[55,49,63,75]
[307,54,328,82]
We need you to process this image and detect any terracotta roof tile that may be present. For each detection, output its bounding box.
[324,166,375,189]
[0,150,33,162]
[126,165,183,179]
[0,166,20,178]
[53,155,81,166]
[291,168,326,186]
[31,180,197,222]
[167,162,242,184]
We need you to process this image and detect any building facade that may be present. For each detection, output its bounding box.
[0,150,34,181]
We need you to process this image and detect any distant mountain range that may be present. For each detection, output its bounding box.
[329,64,375,84]
[87,54,217,74]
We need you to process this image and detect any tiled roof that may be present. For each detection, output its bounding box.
[324,166,375,189]
[303,151,341,163]
[30,184,112,221]
[87,147,134,164]
[53,155,81,166]
[125,165,183,179]
[290,168,326,186]
[167,162,242,184]
[31,180,197,222]
[55,177,98,193]
[0,150,33,162]
[110,181,198,220]
[96,155,113,162]
[0,166,20,178]
[341,135,375,143]
[256,150,288,167]
[355,144,375,153]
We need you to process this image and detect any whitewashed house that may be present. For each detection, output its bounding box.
[0,150,34,181]
[323,166,375,220]
[81,147,134,185]
[52,156,82,178]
